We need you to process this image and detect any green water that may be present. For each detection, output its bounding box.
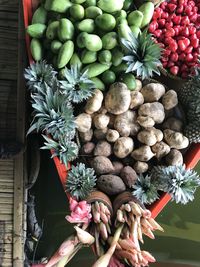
[32,149,200,266]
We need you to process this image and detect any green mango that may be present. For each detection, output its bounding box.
[98,50,112,64]
[84,33,103,51]
[71,0,86,3]
[123,0,132,10]
[111,47,124,66]
[76,32,88,48]
[27,23,46,38]
[51,40,62,53]
[116,17,128,26]
[85,6,102,18]
[120,73,136,90]
[30,38,43,61]
[83,63,110,78]
[102,32,118,50]
[111,63,127,74]
[90,77,105,90]
[127,10,143,27]
[45,0,72,13]
[77,19,95,33]
[114,10,127,19]
[70,53,82,69]
[70,4,85,20]
[81,49,97,64]
[57,40,74,69]
[58,18,74,41]
[97,0,124,13]
[95,14,116,31]
[139,2,154,28]
[118,23,132,41]
[101,70,116,84]
[32,6,48,24]
[46,21,59,40]
[130,25,141,37]
[84,0,97,7]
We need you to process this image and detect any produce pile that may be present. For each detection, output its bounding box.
[24,0,200,266]
[149,0,200,77]
[27,0,162,85]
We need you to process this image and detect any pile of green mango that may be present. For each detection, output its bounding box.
[27,0,154,90]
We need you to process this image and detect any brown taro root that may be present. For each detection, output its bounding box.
[131,146,155,162]
[76,113,92,133]
[93,114,110,129]
[138,102,165,124]
[137,127,163,146]
[130,91,144,109]
[85,89,103,114]
[110,161,124,175]
[133,161,149,174]
[162,90,178,110]
[120,166,138,188]
[79,129,93,142]
[151,141,170,160]
[163,129,189,149]
[106,129,120,143]
[114,110,140,137]
[92,156,114,174]
[137,116,155,128]
[94,141,112,157]
[81,142,95,155]
[113,137,134,158]
[97,175,126,195]
[94,127,108,140]
[162,117,183,132]
[105,82,131,115]
[141,83,165,102]
[165,148,184,166]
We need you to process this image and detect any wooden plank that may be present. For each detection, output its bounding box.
[13,2,27,266]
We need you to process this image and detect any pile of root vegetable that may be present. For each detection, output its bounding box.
[76,80,188,198]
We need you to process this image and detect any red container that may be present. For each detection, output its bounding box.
[22,0,200,219]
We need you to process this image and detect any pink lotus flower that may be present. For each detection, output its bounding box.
[66,198,92,224]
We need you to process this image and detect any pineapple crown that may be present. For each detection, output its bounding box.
[132,174,159,205]
[59,64,96,104]
[152,165,200,204]
[24,60,58,93]
[121,30,162,80]
[41,135,79,167]
[27,85,76,141]
[66,163,96,200]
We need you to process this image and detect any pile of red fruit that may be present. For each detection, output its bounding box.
[149,0,200,78]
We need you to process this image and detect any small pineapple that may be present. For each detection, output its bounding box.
[152,165,200,204]
[41,135,79,167]
[132,174,159,205]
[66,163,96,200]
[121,30,162,80]
[28,86,76,141]
[59,64,95,104]
[177,64,200,143]
[184,121,200,143]
[24,60,58,93]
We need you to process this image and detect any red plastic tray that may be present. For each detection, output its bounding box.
[22,0,200,219]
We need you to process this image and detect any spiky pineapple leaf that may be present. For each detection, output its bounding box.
[66,163,96,200]
[152,165,200,204]
[59,65,95,103]
[24,60,58,93]
[28,85,76,140]
[41,135,79,167]
[132,174,159,205]
[121,30,162,80]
